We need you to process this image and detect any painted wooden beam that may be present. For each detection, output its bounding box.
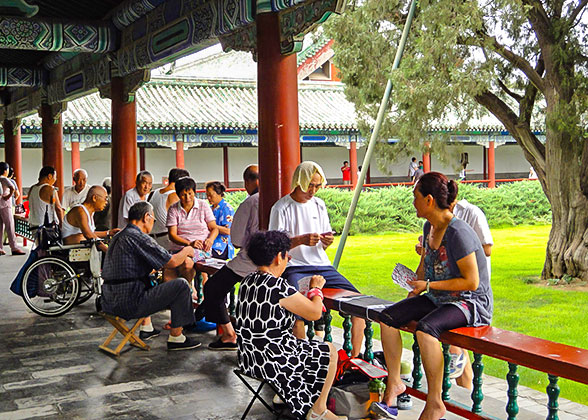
[0,66,44,87]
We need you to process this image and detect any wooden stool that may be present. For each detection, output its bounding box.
[98,313,150,356]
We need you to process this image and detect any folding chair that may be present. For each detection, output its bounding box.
[98,313,150,356]
[233,369,293,419]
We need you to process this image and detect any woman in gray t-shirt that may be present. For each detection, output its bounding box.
[376,172,493,420]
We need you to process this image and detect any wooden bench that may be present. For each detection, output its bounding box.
[98,313,150,357]
[322,287,588,420]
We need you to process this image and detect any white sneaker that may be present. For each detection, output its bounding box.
[448,351,466,379]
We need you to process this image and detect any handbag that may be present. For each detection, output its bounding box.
[38,206,62,249]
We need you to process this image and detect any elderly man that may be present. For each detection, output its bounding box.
[62,169,90,210]
[203,164,259,350]
[100,201,200,350]
[117,170,153,228]
[62,185,118,253]
[269,161,365,357]
[28,166,63,229]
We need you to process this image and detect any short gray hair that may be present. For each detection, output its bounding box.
[73,168,88,180]
[128,201,153,222]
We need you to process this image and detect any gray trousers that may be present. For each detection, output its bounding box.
[133,278,195,328]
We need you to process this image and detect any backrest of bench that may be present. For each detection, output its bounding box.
[322,287,588,386]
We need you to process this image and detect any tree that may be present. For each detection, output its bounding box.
[324,0,588,280]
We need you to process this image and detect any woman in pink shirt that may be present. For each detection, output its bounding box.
[166,177,219,293]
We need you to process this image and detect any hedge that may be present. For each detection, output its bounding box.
[223,181,551,235]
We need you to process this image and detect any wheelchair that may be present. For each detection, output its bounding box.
[21,235,104,317]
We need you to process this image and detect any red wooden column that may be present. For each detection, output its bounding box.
[482,145,487,180]
[423,142,431,173]
[175,135,185,168]
[139,147,146,171]
[488,140,496,188]
[111,76,138,227]
[71,136,81,174]
[257,12,301,229]
[41,104,64,199]
[349,140,358,186]
[3,119,22,203]
[223,146,229,186]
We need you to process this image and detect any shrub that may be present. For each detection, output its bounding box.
[223,181,551,234]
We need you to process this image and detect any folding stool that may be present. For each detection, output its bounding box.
[233,369,294,419]
[98,313,150,356]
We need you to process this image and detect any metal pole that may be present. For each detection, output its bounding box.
[333,0,418,269]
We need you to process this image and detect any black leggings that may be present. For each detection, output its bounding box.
[202,265,242,325]
[379,295,469,339]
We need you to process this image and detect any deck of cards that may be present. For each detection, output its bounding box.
[392,263,417,292]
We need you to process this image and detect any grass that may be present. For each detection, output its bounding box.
[325,225,588,405]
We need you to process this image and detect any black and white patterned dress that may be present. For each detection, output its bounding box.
[236,271,330,418]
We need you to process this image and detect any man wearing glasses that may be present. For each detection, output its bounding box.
[99,201,201,351]
[62,185,118,253]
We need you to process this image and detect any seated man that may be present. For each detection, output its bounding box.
[117,170,153,228]
[269,161,365,357]
[100,201,200,351]
[62,168,90,210]
[62,185,118,252]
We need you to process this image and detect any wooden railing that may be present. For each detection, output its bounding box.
[321,288,588,420]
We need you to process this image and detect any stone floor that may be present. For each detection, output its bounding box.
[1,240,587,419]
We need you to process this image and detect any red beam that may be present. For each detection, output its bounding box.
[488,141,495,188]
[176,139,185,168]
[223,146,229,186]
[257,12,301,229]
[41,105,64,200]
[2,120,22,203]
[111,77,137,228]
[71,139,80,175]
[349,141,358,186]
[139,147,146,171]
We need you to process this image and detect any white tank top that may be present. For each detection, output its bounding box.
[61,205,95,239]
[29,183,58,227]
[149,188,174,234]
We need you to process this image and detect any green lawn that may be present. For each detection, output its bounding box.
[325,225,588,405]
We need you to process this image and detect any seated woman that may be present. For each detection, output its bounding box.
[377,172,493,420]
[237,230,346,420]
[166,177,219,292]
[205,181,235,260]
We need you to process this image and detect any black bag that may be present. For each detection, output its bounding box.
[38,206,62,249]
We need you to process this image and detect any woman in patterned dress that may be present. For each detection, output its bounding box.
[377,172,493,420]
[236,230,347,420]
[205,181,235,260]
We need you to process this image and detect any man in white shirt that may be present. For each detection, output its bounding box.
[203,165,259,351]
[0,162,25,255]
[269,161,365,357]
[117,171,153,228]
[62,169,90,210]
[408,157,418,181]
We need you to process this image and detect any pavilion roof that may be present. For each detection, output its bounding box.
[20,78,359,132]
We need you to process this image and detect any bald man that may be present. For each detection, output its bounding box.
[62,169,90,210]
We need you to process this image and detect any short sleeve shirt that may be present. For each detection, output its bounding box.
[226,193,259,278]
[0,176,11,209]
[117,188,144,228]
[211,198,235,258]
[423,218,493,326]
[269,195,332,267]
[166,199,215,251]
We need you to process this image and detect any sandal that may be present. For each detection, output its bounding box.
[306,409,347,420]
[162,320,172,330]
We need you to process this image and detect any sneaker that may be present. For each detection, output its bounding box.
[208,338,238,351]
[139,328,161,341]
[448,351,466,379]
[183,318,217,333]
[396,392,413,410]
[370,402,398,419]
[167,336,202,351]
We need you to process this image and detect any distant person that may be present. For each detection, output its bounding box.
[408,157,418,181]
[93,177,112,231]
[149,168,189,249]
[413,161,425,183]
[28,166,63,229]
[117,171,153,228]
[62,169,90,210]
[205,181,235,260]
[340,160,351,185]
[0,162,25,255]
[529,167,538,180]
[358,165,362,180]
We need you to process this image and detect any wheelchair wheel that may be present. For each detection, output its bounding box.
[74,275,94,306]
[22,257,80,317]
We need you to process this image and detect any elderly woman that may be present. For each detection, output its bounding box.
[205,181,235,260]
[237,230,346,420]
[377,172,493,420]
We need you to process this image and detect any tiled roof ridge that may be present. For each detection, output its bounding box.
[297,35,331,65]
[148,76,346,92]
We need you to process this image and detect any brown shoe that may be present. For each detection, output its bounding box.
[11,249,26,255]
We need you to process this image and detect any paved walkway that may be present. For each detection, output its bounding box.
[1,241,587,419]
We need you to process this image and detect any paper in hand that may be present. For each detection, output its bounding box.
[392,263,417,291]
[193,249,212,262]
[297,276,313,296]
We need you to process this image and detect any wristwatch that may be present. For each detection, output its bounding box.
[426,279,430,293]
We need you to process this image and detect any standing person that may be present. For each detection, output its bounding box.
[205,181,235,260]
[340,161,351,185]
[99,201,201,351]
[413,161,425,183]
[0,162,25,255]
[93,177,112,231]
[236,230,346,420]
[378,172,492,420]
[62,169,90,210]
[117,171,153,228]
[204,165,259,351]
[149,168,189,249]
[408,157,418,181]
[28,166,63,229]
[269,161,365,357]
